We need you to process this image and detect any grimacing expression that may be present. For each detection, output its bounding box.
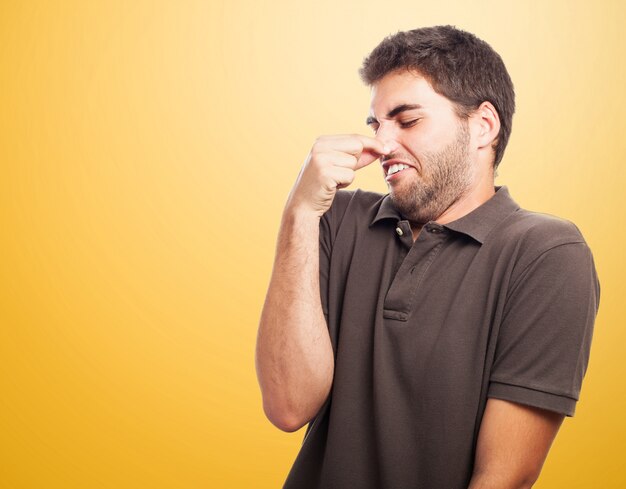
[367,70,476,225]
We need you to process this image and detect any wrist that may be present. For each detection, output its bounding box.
[282,203,322,223]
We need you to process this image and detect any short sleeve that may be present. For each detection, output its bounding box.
[318,190,354,324]
[488,242,601,417]
[319,210,332,323]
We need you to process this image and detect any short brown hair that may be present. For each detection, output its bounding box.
[359,25,515,169]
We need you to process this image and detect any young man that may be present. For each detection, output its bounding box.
[256,25,600,488]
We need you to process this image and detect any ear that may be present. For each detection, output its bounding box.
[472,101,500,150]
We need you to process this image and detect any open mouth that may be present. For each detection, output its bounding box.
[386,163,411,176]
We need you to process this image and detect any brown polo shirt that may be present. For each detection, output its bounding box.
[283,185,600,489]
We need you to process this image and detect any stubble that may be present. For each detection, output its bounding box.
[388,120,473,225]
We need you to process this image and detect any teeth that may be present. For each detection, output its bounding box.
[388,163,410,175]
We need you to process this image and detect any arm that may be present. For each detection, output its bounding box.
[470,233,599,487]
[467,398,565,489]
[255,135,391,432]
[255,208,334,432]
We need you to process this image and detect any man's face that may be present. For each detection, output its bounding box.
[367,70,477,225]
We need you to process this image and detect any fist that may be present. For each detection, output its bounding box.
[285,134,393,218]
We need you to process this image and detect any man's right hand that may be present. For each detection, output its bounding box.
[285,134,391,218]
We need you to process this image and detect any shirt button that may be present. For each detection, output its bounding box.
[396,227,404,236]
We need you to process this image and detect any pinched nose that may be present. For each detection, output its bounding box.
[379,139,400,154]
[374,122,402,152]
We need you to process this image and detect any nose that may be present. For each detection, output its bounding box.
[375,122,401,153]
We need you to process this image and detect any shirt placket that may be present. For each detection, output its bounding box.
[383,220,448,320]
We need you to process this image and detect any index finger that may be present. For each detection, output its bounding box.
[349,135,391,170]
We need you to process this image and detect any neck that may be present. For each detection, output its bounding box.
[410,178,496,242]
[436,181,496,225]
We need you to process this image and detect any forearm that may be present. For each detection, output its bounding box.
[468,399,564,489]
[255,206,334,432]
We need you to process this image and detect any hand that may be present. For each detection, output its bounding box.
[285,134,392,218]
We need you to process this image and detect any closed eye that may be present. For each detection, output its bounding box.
[367,118,420,133]
[400,119,420,128]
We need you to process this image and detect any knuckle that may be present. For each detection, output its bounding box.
[309,146,326,162]
[311,140,331,157]
[311,151,328,166]
[313,135,330,146]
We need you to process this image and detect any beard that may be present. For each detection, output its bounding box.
[387,119,473,225]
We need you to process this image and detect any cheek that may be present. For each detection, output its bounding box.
[405,124,453,155]
[398,132,431,159]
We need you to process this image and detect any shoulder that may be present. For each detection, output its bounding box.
[319,188,387,248]
[494,208,587,256]
[331,188,386,210]
[493,208,597,293]
[323,188,386,226]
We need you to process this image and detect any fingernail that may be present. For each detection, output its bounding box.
[383,145,390,154]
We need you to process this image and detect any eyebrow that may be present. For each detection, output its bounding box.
[366,103,423,125]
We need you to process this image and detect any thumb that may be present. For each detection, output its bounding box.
[356,148,385,169]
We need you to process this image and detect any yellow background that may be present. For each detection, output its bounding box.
[1,1,624,487]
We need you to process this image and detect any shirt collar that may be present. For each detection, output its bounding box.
[369,185,520,244]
